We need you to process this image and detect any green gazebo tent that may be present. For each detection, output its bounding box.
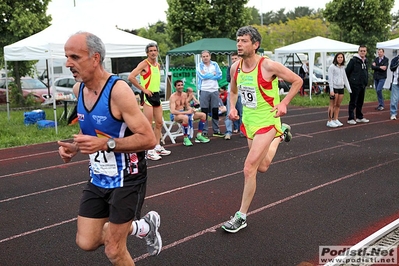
[164,38,238,98]
[166,38,237,56]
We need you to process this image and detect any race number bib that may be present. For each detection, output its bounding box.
[239,85,257,109]
[89,151,118,177]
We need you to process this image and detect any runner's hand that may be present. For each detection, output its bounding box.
[272,103,287,118]
[58,141,79,163]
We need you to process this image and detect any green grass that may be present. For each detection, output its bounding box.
[0,106,79,149]
[0,88,391,149]
[287,88,391,107]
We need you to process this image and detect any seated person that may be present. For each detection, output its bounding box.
[219,86,228,106]
[186,87,200,108]
[169,80,210,146]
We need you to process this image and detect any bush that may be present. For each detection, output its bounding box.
[7,82,41,107]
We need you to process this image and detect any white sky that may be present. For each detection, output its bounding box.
[47,0,399,30]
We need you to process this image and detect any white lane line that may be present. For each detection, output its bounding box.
[2,157,399,256]
[0,150,58,163]
[133,157,399,262]
[0,218,77,244]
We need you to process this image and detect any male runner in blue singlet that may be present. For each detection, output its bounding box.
[58,32,162,265]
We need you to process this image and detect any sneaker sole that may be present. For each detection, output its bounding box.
[157,152,171,156]
[183,142,193,146]
[285,132,292,142]
[281,123,292,142]
[195,139,210,143]
[222,222,247,233]
[147,156,162,161]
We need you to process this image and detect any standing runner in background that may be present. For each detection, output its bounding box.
[129,43,171,161]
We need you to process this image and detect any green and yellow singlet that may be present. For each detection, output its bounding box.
[234,57,283,138]
[140,59,161,93]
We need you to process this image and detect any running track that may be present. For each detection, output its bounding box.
[1,101,399,266]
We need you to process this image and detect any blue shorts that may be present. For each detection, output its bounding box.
[170,112,192,123]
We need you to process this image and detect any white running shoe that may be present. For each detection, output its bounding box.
[147,150,162,161]
[143,211,162,256]
[154,146,171,156]
[390,115,397,120]
[356,118,370,123]
[347,119,357,125]
[333,119,343,127]
[326,121,338,128]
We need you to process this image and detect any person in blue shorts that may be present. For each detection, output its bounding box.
[169,80,210,146]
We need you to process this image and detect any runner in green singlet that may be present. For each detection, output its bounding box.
[222,26,303,233]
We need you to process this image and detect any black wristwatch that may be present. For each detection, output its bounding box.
[106,138,116,152]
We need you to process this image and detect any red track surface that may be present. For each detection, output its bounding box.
[1,100,399,266]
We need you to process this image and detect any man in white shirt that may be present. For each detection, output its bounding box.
[196,50,224,137]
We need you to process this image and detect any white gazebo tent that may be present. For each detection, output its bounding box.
[377,37,399,49]
[4,16,155,132]
[275,36,359,99]
[377,38,399,88]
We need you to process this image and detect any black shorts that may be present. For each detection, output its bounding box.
[78,181,147,224]
[145,92,161,107]
[333,88,345,95]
